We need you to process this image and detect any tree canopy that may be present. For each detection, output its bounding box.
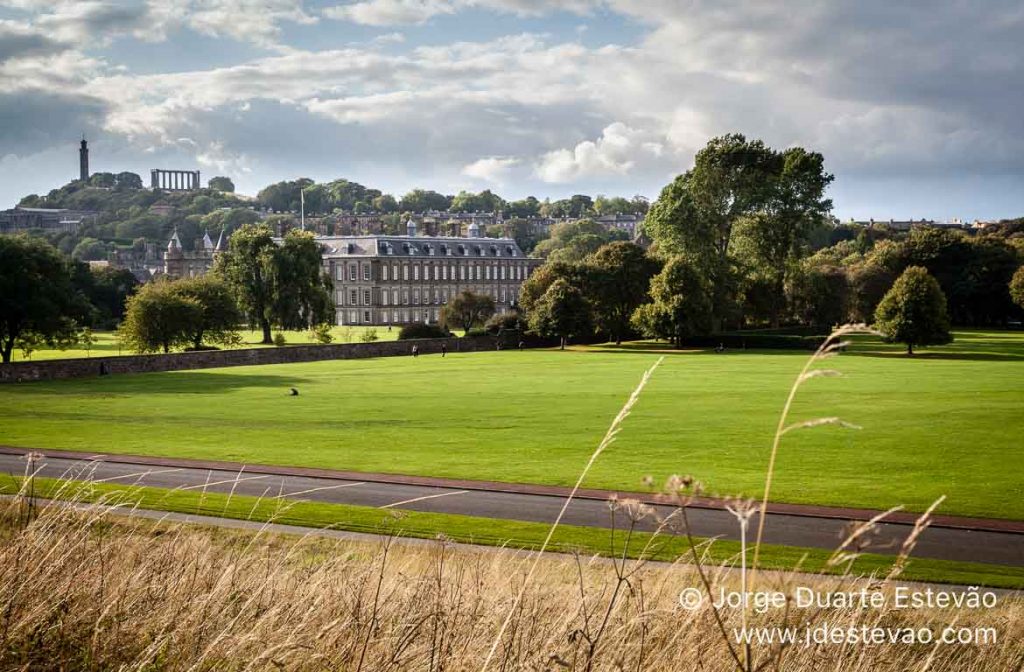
[0,235,89,363]
[585,241,660,344]
[874,266,952,355]
[440,291,496,332]
[527,278,592,349]
[630,256,713,347]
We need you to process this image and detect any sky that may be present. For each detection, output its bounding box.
[1,0,1022,221]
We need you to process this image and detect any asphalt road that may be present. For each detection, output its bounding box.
[2,453,1021,567]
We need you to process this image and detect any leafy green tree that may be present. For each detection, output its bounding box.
[89,172,116,188]
[533,219,627,262]
[270,230,334,330]
[449,189,505,213]
[399,189,451,212]
[518,260,587,315]
[788,263,850,331]
[507,196,540,218]
[309,322,333,344]
[257,178,313,212]
[486,218,543,254]
[71,237,108,261]
[215,224,278,343]
[80,327,95,357]
[644,134,795,330]
[119,281,202,353]
[172,276,242,349]
[208,176,235,192]
[848,261,895,323]
[71,264,138,328]
[528,279,592,349]
[115,172,143,190]
[1011,266,1024,310]
[440,291,496,332]
[733,147,833,326]
[586,241,659,344]
[630,256,713,347]
[0,236,88,363]
[372,194,398,213]
[874,266,952,355]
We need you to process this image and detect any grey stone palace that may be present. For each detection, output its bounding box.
[322,220,541,326]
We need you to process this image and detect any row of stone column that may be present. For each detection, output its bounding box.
[150,170,201,191]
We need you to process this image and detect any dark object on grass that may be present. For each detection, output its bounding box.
[411,345,419,357]
[289,388,299,396]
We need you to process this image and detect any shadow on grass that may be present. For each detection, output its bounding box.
[842,350,1024,362]
[11,371,316,395]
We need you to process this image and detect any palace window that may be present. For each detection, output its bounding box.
[413,266,420,281]
[363,290,371,305]
[403,265,409,280]
[382,265,389,281]
[382,292,389,306]
[363,264,371,281]
[392,289,399,305]
[364,310,371,323]
[349,290,357,305]
[349,265,357,281]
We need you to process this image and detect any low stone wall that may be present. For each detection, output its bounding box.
[0,336,499,384]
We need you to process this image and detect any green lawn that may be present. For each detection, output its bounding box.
[5,476,1021,589]
[9,326,400,361]
[1,330,1021,520]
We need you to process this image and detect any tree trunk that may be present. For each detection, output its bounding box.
[560,336,566,350]
[261,320,272,345]
[907,343,913,356]
[1,339,11,364]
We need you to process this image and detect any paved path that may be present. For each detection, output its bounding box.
[1,448,1021,567]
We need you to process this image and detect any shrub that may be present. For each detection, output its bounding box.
[272,333,287,347]
[398,323,448,340]
[360,328,379,343]
[309,322,333,344]
[465,327,489,338]
[484,311,527,335]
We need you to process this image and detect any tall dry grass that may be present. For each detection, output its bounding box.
[0,496,1019,671]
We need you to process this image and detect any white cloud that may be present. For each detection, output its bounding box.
[186,0,317,49]
[462,156,519,184]
[534,123,666,183]
[323,0,600,26]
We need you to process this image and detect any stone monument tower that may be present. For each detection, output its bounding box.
[79,137,89,182]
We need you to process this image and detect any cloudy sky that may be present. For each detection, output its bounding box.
[1,0,1022,220]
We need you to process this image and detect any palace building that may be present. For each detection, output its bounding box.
[321,219,542,326]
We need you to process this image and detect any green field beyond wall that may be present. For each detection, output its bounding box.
[1,330,1021,520]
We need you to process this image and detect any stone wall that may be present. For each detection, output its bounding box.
[0,336,499,384]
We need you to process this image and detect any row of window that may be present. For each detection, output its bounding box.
[337,285,519,307]
[338,306,514,325]
[340,261,533,283]
[380,242,518,258]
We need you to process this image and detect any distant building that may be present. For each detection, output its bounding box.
[0,206,97,234]
[163,229,225,279]
[320,219,542,326]
[846,218,971,231]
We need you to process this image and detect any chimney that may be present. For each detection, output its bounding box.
[406,218,417,237]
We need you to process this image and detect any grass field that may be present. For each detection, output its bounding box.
[1,330,1021,519]
[8,325,400,361]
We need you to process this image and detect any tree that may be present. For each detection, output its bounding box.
[119,281,202,354]
[269,230,334,330]
[788,263,849,331]
[215,224,278,343]
[71,264,138,329]
[71,237,107,261]
[532,219,627,262]
[0,236,88,363]
[115,172,143,190]
[257,178,313,212]
[449,189,505,213]
[208,176,235,192]
[507,196,540,218]
[399,189,451,212]
[1011,266,1024,311]
[733,147,833,327]
[874,266,952,355]
[518,260,587,315]
[372,194,398,213]
[440,291,496,332]
[644,134,796,330]
[529,279,592,349]
[172,276,242,349]
[630,256,713,347]
[586,242,659,344]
